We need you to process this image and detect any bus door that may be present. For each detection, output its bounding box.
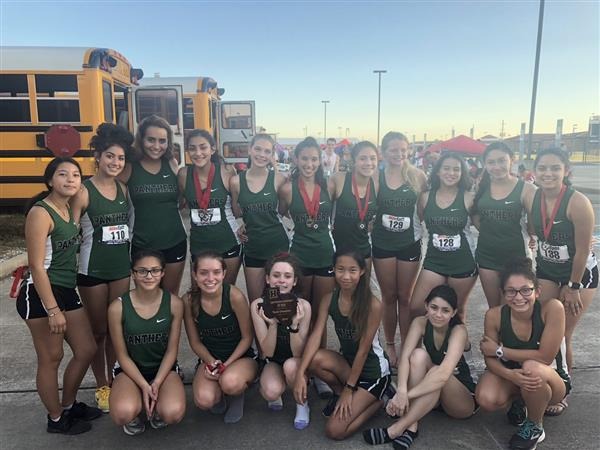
[217,101,255,164]
[130,85,185,165]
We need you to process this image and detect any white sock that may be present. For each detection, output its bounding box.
[62,403,74,410]
[294,402,310,429]
[267,396,283,410]
[314,377,333,395]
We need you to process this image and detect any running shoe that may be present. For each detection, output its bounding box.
[69,401,103,421]
[267,396,283,411]
[123,416,146,436]
[47,411,91,435]
[507,399,527,426]
[509,419,545,450]
[149,412,167,430]
[95,386,111,413]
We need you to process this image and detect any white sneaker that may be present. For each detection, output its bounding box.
[149,412,167,429]
[123,416,145,436]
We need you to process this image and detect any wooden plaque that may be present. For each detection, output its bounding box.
[262,287,297,325]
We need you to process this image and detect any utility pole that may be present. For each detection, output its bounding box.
[527,0,545,159]
[321,100,330,145]
[373,70,387,146]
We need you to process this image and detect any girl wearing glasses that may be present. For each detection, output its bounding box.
[108,250,185,436]
[476,257,569,450]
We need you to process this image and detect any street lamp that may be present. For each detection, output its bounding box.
[373,70,387,147]
[321,100,330,145]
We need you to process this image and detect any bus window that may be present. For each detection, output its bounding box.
[183,97,194,129]
[221,102,252,129]
[0,74,31,122]
[102,80,113,122]
[135,88,179,125]
[35,74,80,122]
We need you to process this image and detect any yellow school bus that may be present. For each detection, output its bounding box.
[0,46,143,207]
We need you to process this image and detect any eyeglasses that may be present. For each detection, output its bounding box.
[132,268,163,277]
[503,287,534,298]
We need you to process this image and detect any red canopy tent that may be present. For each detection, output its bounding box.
[425,135,486,156]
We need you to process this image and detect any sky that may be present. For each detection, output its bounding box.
[1,0,598,142]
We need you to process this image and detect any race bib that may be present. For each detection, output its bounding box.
[101,224,129,245]
[191,208,221,226]
[382,214,410,232]
[432,233,461,252]
[539,241,569,263]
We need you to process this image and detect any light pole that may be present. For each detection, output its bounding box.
[527,0,545,159]
[373,70,387,147]
[321,100,330,145]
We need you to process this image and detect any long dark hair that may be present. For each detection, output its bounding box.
[133,115,174,162]
[188,250,227,320]
[90,123,134,162]
[500,257,538,290]
[131,249,166,269]
[425,285,462,328]
[428,152,471,192]
[333,249,372,341]
[25,157,82,215]
[471,142,514,214]
[290,137,327,189]
[186,129,221,164]
[534,147,572,186]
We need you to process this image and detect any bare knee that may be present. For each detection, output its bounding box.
[325,420,348,441]
[194,388,219,410]
[409,348,430,367]
[521,359,546,379]
[110,401,141,426]
[220,373,247,396]
[260,377,285,401]
[283,359,300,384]
[158,401,186,424]
[475,385,506,412]
[38,347,64,368]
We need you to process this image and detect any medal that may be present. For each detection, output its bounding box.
[352,173,371,231]
[193,163,216,211]
[313,223,319,230]
[298,178,322,231]
[540,184,567,241]
[358,222,366,230]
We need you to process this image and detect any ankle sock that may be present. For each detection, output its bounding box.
[224,394,244,424]
[267,396,283,411]
[294,402,310,430]
[363,427,391,445]
[392,429,418,449]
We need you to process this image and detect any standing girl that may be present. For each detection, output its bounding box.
[183,251,258,424]
[410,153,477,323]
[119,115,187,295]
[293,250,391,441]
[17,157,100,434]
[529,148,597,415]
[471,142,537,308]
[230,134,289,302]
[372,132,427,366]
[250,254,312,429]
[278,137,336,316]
[71,123,134,413]
[476,258,570,450]
[108,250,185,435]
[178,129,241,284]
[363,285,477,449]
[330,141,379,266]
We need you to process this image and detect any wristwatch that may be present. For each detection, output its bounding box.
[567,281,582,290]
[495,345,504,359]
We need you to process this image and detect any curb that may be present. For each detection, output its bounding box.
[0,253,27,280]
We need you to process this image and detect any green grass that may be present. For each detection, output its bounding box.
[0,214,26,259]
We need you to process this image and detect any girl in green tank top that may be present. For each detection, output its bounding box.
[371,132,428,367]
[230,134,289,303]
[250,254,312,429]
[293,250,391,441]
[330,141,379,262]
[410,153,477,325]
[471,142,537,308]
[119,115,187,296]
[19,157,102,434]
[108,249,185,434]
[278,138,336,323]
[477,257,570,450]
[364,285,476,448]
[529,148,597,414]
[178,130,241,285]
[71,123,134,411]
[183,251,258,424]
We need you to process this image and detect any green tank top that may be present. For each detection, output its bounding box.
[183,164,238,255]
[332,173,377,257]
[128,159,186,250]
[237,170,289,260]
[30,201,79,288]
[476,179,526,270]
[195,284,249,362]
[423,321,475,393]
[79,179,130,280]
[121,289,171,371]
[328,289,390,380]
[372,170,421,251]
[270,323,293,364]
[288,179,335,268]
[423,189,475,275]
[531,187,576,282]
[499,301,570,386]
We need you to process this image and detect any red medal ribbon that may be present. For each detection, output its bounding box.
[193,163,216,210]
[352,174,371,223]
[298,178,321,220]
[541,184,566,241]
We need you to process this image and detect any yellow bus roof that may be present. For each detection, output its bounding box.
[139,76,218,94]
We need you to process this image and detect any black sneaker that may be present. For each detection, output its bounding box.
[509,419,545,449]
[507,399,527,426]
[322,394,339,417]
[47,411,92,435]
[69,401,103,421]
